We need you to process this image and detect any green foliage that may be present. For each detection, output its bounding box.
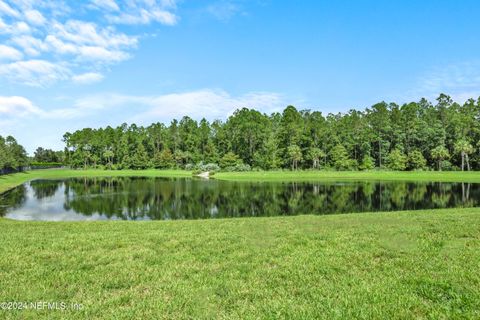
[454,139,474,171]
[454,140,474,156]
[34,147,64,163]
[387,149,407,171]
[330,145,356,170]
[359,155,375,171]
[287,144,302,170]
[431,146,450,171]
[0,135,28,173]
[199,163,221,172]
[307,147,326,169]
[224,163,252,172]
[130,144,150,169]
[220,152,242,168]
[103,150,115,169]
[253,131,281,170]
[225,108,270,165]
[153,149,175,169]
[408,150,427,170]
[188,162,221,172]
[61,95,480,171]
[30,162,63,167]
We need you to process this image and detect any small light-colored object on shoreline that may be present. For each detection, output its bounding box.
[196,171,210,179]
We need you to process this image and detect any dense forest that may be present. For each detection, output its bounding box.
[62,94,480,171]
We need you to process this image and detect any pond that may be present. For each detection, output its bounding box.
[0,177,479,221]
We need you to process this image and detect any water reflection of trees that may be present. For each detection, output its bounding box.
[2,178,479,220]
[30,180,61,199]
[0,185,27,216]
[57,178,480,220]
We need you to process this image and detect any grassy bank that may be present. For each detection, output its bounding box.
[2,169,480,195]
[215,170,480,182]
[0,208,479,319]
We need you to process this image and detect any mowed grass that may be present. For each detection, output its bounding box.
[1,169,480,318]
[215,170,480,182]
[0,209,479,319]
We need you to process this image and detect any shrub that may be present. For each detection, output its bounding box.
[199,163,220,172]
[225,164,251,172]
[440,160,454,171]
[330,145,357,170]
[220,152,242,168]
[30,161,63,167]
[153,149,175,169]
[185,163,196,171]
[408,150,427,170]
[387,149,407,171]
[359,155,375,171]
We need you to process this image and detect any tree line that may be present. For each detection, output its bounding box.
[0,137,67,174]
[61,94,480,171]
[0,135,28,174]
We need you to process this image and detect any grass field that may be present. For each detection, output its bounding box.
[0,209,479,319]
[215,170,480,182]
[1,169,480,318]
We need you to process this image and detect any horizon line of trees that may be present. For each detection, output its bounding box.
[61,94,480,172]
[1,138,69,175]
[0,135,28,174]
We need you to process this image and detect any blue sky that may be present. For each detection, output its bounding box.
[1,0,480,153]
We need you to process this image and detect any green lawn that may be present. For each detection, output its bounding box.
[215,170,480,182]
[1,169,480,318]
[0,209,479,319]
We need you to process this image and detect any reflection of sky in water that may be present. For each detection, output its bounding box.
[1,178,478,222]
[5,183,126,221]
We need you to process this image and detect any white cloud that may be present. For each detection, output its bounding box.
[141,89,283,119]
[11,35,49,56]
[72,72,104,84]
[24,9,46,25]
[89,0,120,12]
[12,21,31,34]
[42,20,137,62]
[104,0,178,25]
[207,1,242,21]
[73,89,284,122]
[0,19,31,35]
[44,35,77,54]
[409,61,480,103]
[0,1,172,86]
[2,89,284,124]
[0,96,42,117]
[107,9,177,25]
[79,46,131,62]
[0,60,70,87]
[0,0,20,18]
[0,44,23,61]
[52,20,137,48]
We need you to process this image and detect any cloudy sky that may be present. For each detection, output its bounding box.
[1,0,480,153]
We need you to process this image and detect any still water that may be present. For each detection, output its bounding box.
[0,177,478,221]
